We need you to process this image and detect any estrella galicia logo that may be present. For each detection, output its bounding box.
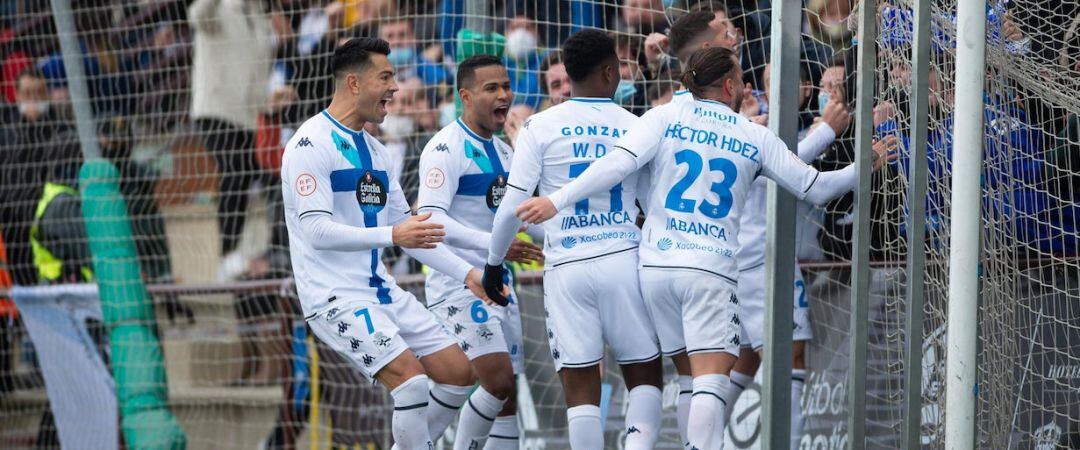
[356,170,388,214]
[373,332,391,348]
[486,174,507,211]
[561,236,577,249]
[657,237,673,251]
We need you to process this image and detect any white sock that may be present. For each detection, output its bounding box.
[791,370,806,450]
[722,371,752,424]
[676,376,693,449]
[428,383,473,442]
[454,386,506,450]
[687,374,729,450]
[392,375,434,450]
[483,415,519,450]
[566,404,603,450]
[624,385,662,450]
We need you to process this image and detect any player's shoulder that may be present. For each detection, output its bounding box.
[421,121,467,156]
[283,115,336,161]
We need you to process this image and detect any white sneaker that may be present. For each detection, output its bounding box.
[217,251,248,282]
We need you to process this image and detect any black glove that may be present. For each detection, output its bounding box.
[481,264,509,306]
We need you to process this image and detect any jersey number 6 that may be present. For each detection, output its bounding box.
[665,149,738,219]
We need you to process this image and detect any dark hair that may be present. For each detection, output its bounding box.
[539,51,562,94]
[456,54,504,89]
[680,46,739,98]
[669,11,716,62]
[331,37,391,79]
[17,66,46,83]
[561,29,617,82]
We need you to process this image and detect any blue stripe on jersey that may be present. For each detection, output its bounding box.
[456,173,510,196]
[456,119,506,174]
[322,110,392,304]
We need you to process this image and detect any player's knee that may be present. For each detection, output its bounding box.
[484,374,516,400]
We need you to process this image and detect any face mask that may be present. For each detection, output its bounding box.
[18,101,49,118]
[615,79,637,105]
[818,91,831,113]
[439,103,457,127]
[388,46,416,67]
[505,29,537,61]
[380,114,415,140]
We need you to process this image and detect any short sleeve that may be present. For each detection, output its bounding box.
[505,122,544,195]
[416,138,466,213]
[282,138,334,220]
[613,107,666,167]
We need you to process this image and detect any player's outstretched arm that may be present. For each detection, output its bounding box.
[762,129,898,206]
[299,212,402,251]
[516,147,640,224]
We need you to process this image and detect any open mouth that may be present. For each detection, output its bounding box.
[378,98,391,113]
[493,104,510,123]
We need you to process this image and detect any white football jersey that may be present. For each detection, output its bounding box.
[506,98,642,267]
[282,111,413,317]
[615,99,821,282]
[416,119,514,301]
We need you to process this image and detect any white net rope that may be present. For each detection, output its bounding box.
[0,0,1078,448]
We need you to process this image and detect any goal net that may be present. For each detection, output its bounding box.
[0,0,1077,448]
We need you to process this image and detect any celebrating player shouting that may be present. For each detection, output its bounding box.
[484,29,664,450]
[514,47,892,450]
[281,38,496,450]
[417,54,543,450]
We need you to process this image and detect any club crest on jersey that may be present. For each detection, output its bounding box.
[476,324,494,342]
[356,170,388,213]
[486,175,507,211]
[373,332,392,348]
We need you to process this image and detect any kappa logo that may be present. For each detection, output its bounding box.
[297,137,312,148]
[468,440,479,450]
[730,293,739,304]
[447,305,461,317]
[435,143,449,152]
[523,119,531,129]
[461,342,472,352]
[362,354,375,366]
[350,338,361,351]
[732,314,740,325]
[730,334,741,346]
[337,322,350,334]
[326,307,339,320]
[627,426,641,434]
[551,348,560,359]
[337,139,352,152]
[454,323,466,335]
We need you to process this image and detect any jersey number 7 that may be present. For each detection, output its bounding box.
[569,162,623,215]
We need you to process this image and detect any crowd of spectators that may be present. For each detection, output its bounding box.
[0,0,1077,292]
[2,0,1080,446]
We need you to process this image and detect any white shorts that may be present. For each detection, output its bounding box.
[308,295,457,380]
[737,262,813,350]
[640,268,741,357]
[543,249,660,371]
[428,283,525,374]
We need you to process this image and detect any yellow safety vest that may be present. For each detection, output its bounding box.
[30,182,93,283]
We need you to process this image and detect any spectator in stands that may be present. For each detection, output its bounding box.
[0,68,78,286]
[614,33,648,114]
[620,0,666,35]
[503,15,545,110]
[539,52,571,109]
[379,18,449,87]
[646,73,677,107]
[381,76,436,203]
[644,5,741,80]
[188,0,279,281]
